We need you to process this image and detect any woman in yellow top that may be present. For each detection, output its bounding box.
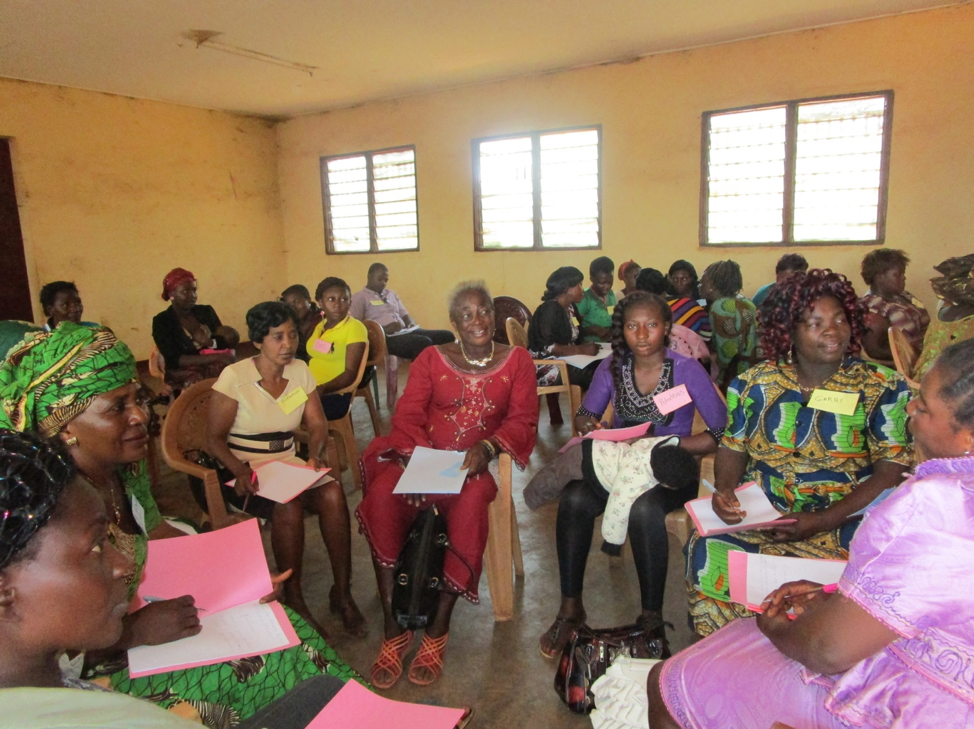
[307,277,369,419]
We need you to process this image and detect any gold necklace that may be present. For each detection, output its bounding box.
[460,340,494,367]
[80,471,123,524]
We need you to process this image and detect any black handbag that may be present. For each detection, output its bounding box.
[554,622,658,714]
[391,505,449,630]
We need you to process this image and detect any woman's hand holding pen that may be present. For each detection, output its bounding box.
[757,580,833,636]
[574,415,602,436]
[130,596,202,646]
[712,489,745,524]
[233,465,258,498]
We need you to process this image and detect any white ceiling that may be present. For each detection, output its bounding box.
[0,0,961,118]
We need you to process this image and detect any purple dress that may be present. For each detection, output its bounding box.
[577,350,727,440]
[660,456,974,728]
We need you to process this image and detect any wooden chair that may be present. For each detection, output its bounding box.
[506,318,582,437]
[664,383,727,547]
[889,326,920,389]
[159,377,231,529]
[355,320,386,436]
[483,452,522,621]
[299,342,371,490]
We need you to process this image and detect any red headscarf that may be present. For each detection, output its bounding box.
[161,268,196,301]
[618,260,636,281]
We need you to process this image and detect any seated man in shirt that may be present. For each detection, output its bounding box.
[751,253,808,307]
[575,255,616,342]
[349,263,454,360]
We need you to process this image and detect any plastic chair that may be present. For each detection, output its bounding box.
[664,383,727,547]
[493,296,531,346]
[506,318,581,436]
[483,452,522,621]
[888,326,920,389]
[159,378,232,529]
[355,320,386,436]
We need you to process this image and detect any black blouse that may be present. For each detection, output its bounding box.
[151,304,225,371]
[527,300,579,357]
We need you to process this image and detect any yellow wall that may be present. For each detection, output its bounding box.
[0,78,287,357]
[278,4,973,331]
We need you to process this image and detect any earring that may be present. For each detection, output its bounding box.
[65,436,78,446]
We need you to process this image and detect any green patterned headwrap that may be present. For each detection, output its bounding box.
[0,322,138,438]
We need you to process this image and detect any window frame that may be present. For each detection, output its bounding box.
[320,144,420,255]
[699,90,894,248]
[472,125,603,252]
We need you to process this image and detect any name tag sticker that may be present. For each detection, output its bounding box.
[313,339,333,354]
[807,389,859,416]
[279,388,309,415]
[370,299,384,306]
[653,384,693,415]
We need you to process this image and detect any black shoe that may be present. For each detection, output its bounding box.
[636,612,673,659]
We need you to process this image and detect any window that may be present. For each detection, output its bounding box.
[320,146,418,254]
[701,91,893,246]
[473,127,601,250]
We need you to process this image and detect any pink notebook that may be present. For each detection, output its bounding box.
[308,679,464,729]
[684,482,796,536]
[728,551,847,612]
[558,421,652,453]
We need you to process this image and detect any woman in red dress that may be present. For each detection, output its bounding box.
[356,282,539,689]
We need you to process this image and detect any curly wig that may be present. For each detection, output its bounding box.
[758,269,865,362]
[609,291,672,396]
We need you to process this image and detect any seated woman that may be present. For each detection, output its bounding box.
[151,268,239,390]
[0,322,360,727]
[915,253,974,379]
[528,292,727,659]
[280,284,321,364]
[528,266,601,390]
[650,340,974,729]
[357,282,538,689]
[700,259,757,390]
[635,268,710,367]
[617,259,641,300]
[206,301,365,637]
[687,270,913,637]
[0,428,350,729]
[666,260,712,343]
[39,280,100,331]
[306,277,367,420]
[859,248,930,362]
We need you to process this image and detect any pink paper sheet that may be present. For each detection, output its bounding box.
[136,520,273,613]
[308,679,464,729]
[684,482,796,537]
[128,601,299,678]
[727,551,846,612]
[557,421,652,453]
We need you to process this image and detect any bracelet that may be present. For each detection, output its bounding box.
[479,439,498,459]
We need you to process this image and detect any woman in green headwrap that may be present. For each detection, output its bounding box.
[0,323,362,729]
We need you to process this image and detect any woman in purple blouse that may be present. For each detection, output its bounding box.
[649,337,974,729]
[528,292,727,660]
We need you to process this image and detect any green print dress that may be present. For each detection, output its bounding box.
[84,461,363,729]
[708,296,758,388]
[686,359,912,636]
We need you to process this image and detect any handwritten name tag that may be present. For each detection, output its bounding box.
[653,384,693,415]
[370,299,384,306]
[807,389,859,416]
[279,388,308,415]
[313,339,333,354]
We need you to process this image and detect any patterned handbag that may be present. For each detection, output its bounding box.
[554,622,658,714]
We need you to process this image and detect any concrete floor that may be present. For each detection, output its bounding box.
[152,363,694,728]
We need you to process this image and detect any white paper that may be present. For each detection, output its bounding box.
[127,600,290,676]
[685,482,788,536]
[392,446,467,495]
[388,324,420,337]
[737,554,847,609]
[559,342,612,368]
[228,460,332,504]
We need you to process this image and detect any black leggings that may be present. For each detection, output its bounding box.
[556,473,696,612]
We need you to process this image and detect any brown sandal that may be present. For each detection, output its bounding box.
[407,632,449,686]
[539,614,585,659]
[370,630,414,689]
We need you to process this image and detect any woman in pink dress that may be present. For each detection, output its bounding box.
[356,282,539,689]
[648,337,974,729]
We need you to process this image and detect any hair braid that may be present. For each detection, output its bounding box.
[936,339,974,430]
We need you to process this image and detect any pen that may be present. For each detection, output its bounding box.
[143,596,206,611]
[243,469,257,511]
[702,479,717,494]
